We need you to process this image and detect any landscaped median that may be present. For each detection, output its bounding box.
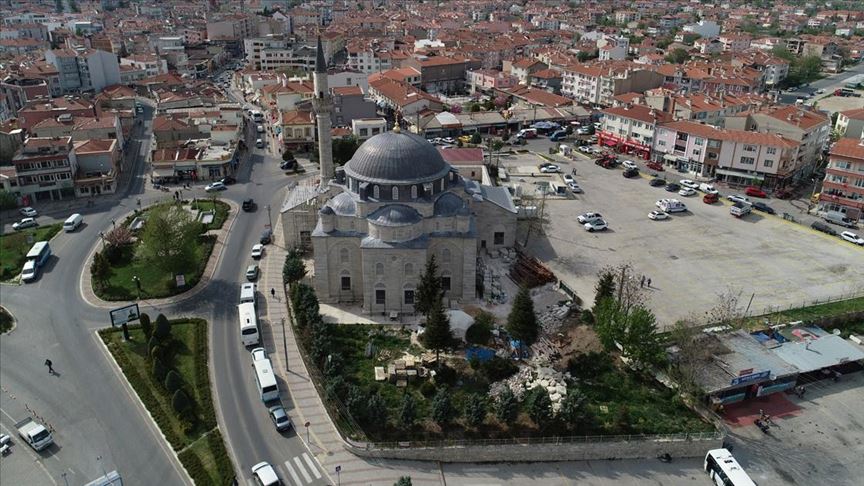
[91,200,229,301]
[0,223,62,281]
[100,316,234,485]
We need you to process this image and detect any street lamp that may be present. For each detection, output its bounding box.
[335,465,341,486]
[99,231,106,248]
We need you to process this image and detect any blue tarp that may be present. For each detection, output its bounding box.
[465,347,495,363]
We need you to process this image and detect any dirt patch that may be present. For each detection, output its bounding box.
[554,323,604,367]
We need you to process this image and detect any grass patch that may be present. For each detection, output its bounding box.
[189,200,230,231]
[0,223,62,280]
[743,296,864,329]
[95,235,215,301]
[0,306,13,333]
[100,319,233,485]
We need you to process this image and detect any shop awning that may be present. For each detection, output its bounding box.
[715,168,764,181]
[663,154,678,162]
[603,140,617,147]
[152,168,175,177]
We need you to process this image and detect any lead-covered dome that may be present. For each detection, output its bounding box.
[344,131,451,184]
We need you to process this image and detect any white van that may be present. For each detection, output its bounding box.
[251,110,263,122]
[656,198,687,213]
[252,358,279,402]
[240,282,257,306]
[699,183,719,195]
[238,302,260,346]
[63,213,83,232]
[255,138,264,148]
[256,125,264,133]
[21,260,37,282]
[824,211,857,228]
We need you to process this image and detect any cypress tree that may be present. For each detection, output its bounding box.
[506,287,539,354]
[414,256,441,317]
[423,296,452,365]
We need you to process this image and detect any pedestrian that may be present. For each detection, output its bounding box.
[44,359,54,375]
[647,278,652,288]
[270,288,275,298]
[640,276,645,288]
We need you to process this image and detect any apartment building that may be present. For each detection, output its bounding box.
[599,104,674,160]
[72,138,119,196]
[466,69,518,93]
[597,35,629,61]
[820,137,864,220]
[404,55,472,95]
[121,54,169,77]
[505,59,546,84]
[352,118,387,140]
[562,62,664,107]
[834,108,864,140]
[642,90,758,126]
[206,14,257,42]
[17,97,99,131]
[367,76,441,117]
[244,35,317,71]
[277,110,315,151]
[718,34,752,53]
[682,20,721,38]
[654,121,724,176]
[11,136,78,201]
[44,48,121,94]
[31,114,123,148]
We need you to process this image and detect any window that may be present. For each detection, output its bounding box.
[494,232,505,245]
[411,185,418,198]
[340,248,349,264]
[375,262,384,276]
[692,149,701,156]
[375,289,385,305]
[657,140,666,147]
[766,147,777,155]
[373,185,380,199]
[404,263,414,275]
[441,276,451,292]
[404,289,415,305]
[740,157,755,165]
[694,137,704,146]
[763,159,774,168]
[392,186,399,200]
[744,144,756,152]
[441,248,451,264]
[341,276,351,290]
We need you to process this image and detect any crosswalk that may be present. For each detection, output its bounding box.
[281,452,323,485]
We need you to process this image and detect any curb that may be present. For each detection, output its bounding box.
[79,199,240,309]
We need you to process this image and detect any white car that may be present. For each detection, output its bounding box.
[679,179,699,190]
[12,217,38,231]
[442,137,456,144]
[840,231,864,245]
[727,194,751,205]
[584,219,608,232]
[568,182,583,193]
[678,187,697,197]
[621,160,638,170]
[577,212,603,224]
[251,462,280,486]
[539,164,560,173]
[648,210,669,221]
[19,206,38,217]
[205,181,226,192]
[251,243,264,259]
[563,174,575,184]
[578,145,594,154]
[251,347,268,363]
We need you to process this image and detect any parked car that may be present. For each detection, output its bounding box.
[727,194,751,205]
[648,210,669,221]
[251,462,280,486]
[220,175,236,185]
[583,218,608,232]
[646,161,664,171]
[19,207,38,217]
[840,231,864,245]
[568,182,583,193]
[699,183,719,195]
[679,179,699,190]
[665,182,681,192]
[621,160,638,170]
[245,264,259,281]
[824,211,858,228]
[563,174,575,184]
[810,221,837,236]
[678,187,696,197]
[269,405,293,432]
[280,159,297,171]
[744,186,767,198]
[578,145,594,154]
[12,218,38,231]
[242,198,255,211]
[649,178,666,187]
[205,181,226,192]
[251,244,264,259]
[703,193,719,204]
[442,137,456,144]
[623,168,640,178]
[577,212,603,224]
[752,202,776,214]
[260,228,273,245]
[458,135,472,144]
[539,164,560,173]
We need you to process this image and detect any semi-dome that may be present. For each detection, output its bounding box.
[328,191,356,216]
[433,192,465,217]
[368,204,422,227]
[345,131,451,184]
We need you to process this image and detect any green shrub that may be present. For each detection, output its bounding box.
[139,313,152,339]
[464,394,487,427]
[465,311,494,346]
[172,389,191,414]
[152,358,168,382]
[165,370,184,394]
[419,380,437,398]
[154,314,171,340]
[431,389,455,424]
[177,448,207,485]
[480,356,518,382]
[432,364,457,386]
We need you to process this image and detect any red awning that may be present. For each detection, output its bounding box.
[603,140,617,147]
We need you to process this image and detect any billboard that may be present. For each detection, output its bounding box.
[109,304,140,327]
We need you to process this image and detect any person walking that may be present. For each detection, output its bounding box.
[270,288,276,298]
[640,276,645,288]
[44,359,54,375]
[647,278,652,288]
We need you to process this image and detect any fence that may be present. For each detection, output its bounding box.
[749,289,864,322]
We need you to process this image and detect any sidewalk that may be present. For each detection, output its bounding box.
[261,219,443,486]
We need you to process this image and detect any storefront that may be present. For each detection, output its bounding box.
[714,168,765,187]
[597,132,650,160]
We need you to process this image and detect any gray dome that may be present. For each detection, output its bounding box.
[328,192,356,216]
[368,204,422,227]
[434,192,465,217]
[345,131,451,184]
[319,206,335,215]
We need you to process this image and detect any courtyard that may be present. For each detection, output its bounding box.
[500,147,864,328]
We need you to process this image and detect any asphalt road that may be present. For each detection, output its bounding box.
[779,61,864,105]
[0,106,189,486]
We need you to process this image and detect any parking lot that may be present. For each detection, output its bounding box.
[501,143,864,327]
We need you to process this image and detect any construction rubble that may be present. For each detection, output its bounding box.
[489,365,573,411]
[509,249,556,288]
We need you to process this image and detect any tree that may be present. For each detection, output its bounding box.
[165,370,184,394]
[506,287,539,353]
[465,310,494,346]
[90,251,111,288]
[494,388,518,424]
[104,226,133,247]
[431,389,455,424]
[469,103,481,113]
[464,394,487,427]
[795,55,823,82]
[366,392,388,426]
[594,297,625,351]
[706,285,745,329]
[139,313,152,340]
[153,314,171,340]
[332,136,361,166]
[668,318,710,396]
[0,190,17,210]
[414,256,441,317]
[152,358,168,382]
[282,150,295,161]
[665,48,690,64]
[619,306,665,367]
[423,298,453,364]
[171,389,191,414]
[394,477,412,486]
[771,46,795,62]
[345,385,368,423]
[593,268,616,311]
[493,95,508,108]
[283,252,307,284]
[138,204,202,275]
[470,132,482,144]
[526,388,552,427]
[399,393,417,428]
[558,389,587,426]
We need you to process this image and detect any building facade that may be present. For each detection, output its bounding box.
[820,137,864,220]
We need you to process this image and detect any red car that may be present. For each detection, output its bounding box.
[646,161,664,171]
[703,193,719,204]
[745,186,767,198]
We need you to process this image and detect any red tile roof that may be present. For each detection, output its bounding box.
[602,104,673,125]
[830,137,864,160]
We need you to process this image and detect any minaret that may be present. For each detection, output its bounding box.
[312,36,334,187]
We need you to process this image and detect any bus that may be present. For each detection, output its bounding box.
[26,241,51,267]
[238,302,259,346]
[252,357,279,402]
[704,449,757,486]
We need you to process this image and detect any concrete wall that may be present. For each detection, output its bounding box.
[344,435,723,462]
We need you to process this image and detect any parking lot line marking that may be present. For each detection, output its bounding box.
[302,453,322,479]
[284,460,303,485]
[294,456,313,483]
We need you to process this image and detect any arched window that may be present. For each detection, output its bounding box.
[411,185,418,199]
[339,248,349,264]
[441,248,451,264]
[373,185,380,199]
[404,263,414,276]
[375,262,384,276]
[392,186,399,200]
